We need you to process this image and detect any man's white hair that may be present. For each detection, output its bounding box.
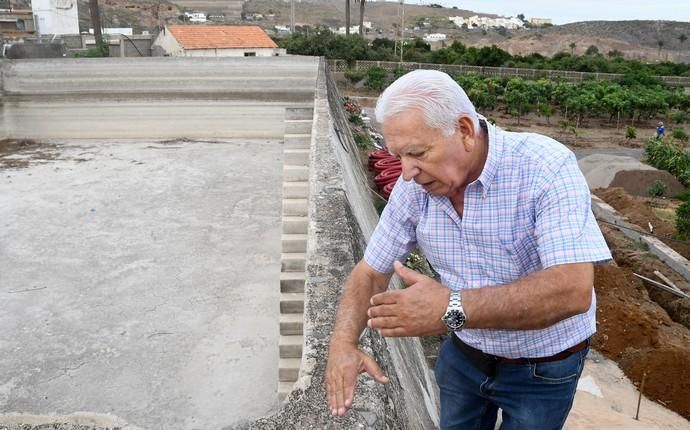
[375,69,479,137]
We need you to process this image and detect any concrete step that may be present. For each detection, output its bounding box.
[280,271,305,293]
[284,134,311,149]
[282,233,307,253]
[280,292,304,313]
[283,182,309,199]
[282,216,308,234]
[285,119,313,134]
[279,335,303,358]
[283,165,309,182]
[285,107,314,121]
[284,148,310,166]
[278,381,294,401]
[282,198,308,217]
[281,252,306,272]
[280,313,303,335]
[279,358,302,382]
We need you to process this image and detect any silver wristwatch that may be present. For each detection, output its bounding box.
[441,290,466,331]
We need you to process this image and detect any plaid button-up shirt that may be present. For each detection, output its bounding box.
[364,122,611,358]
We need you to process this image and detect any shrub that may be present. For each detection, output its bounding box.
[676,201,690,239]
[671,127,689,143]
[366,67,388,90]
[671,111,688,124]
[348,114,364,126]
[625,125,637,140]
[648,180,667,197]
[353,131,371,148]
[344,69,366,83]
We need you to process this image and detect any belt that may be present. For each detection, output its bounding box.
[451,334,589,376]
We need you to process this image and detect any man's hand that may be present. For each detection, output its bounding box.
[367,261,449,337]
[326,340,390,417]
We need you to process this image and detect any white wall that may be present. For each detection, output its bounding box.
[184,47,285,57]
[152,28,184,56]
[32,0,79,35]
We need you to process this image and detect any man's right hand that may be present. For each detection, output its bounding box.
[325,340,390,417]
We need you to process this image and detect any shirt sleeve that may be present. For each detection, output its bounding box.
[364,177,419,273]
[535,153,612,269]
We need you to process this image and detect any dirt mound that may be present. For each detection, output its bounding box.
[609,169,685,198]
[593,264,690,420]
[594,187,690,260]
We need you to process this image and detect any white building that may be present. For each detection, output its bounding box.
[423,33,446,43]
[31,0,79,35]
[89,28,133,36]
[185,12,207,23]
[529,17,553,26]
[153,25,286,57]
[449,15,524,30]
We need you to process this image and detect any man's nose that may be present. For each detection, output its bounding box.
[400,157,419,181]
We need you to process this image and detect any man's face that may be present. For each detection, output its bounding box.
[382,109,480,197]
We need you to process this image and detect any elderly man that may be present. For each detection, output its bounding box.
[325,70,611,429]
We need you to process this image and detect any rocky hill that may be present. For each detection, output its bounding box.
[52,0,690,63]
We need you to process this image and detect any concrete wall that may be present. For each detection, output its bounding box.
[233,61,439,430]
[152,27,184,56]
[0,56,320,140]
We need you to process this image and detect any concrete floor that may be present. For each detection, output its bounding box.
[0,140,283,429]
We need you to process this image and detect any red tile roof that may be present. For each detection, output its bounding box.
[168,25,278,50]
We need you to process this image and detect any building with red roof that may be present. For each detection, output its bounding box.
[153,25,285,57]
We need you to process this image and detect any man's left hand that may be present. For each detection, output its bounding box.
[367,260,449,337]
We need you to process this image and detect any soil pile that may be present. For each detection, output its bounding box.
[610,170,685,197]
[594,187,690,260]
[593,264,690,420]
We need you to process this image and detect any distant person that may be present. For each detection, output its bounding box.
[657,121,666,139]
[326,70,611,429]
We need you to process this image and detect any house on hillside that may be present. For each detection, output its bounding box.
[152,25,285,57]
[0,9,35,36]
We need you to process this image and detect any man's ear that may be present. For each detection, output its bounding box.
[457,116,477,151]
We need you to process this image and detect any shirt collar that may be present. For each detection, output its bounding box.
[473,120,502,198]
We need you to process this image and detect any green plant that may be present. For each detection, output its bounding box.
[671,127,689,143]
[676,201,690,239]
[353,131,371,148]
[74,44,109,57]
[366,67,387,90]
[344,69,366,83]
[348,114,364,126]
[625,125,637,140]
[671,111,688,124]
[648,179,667,197]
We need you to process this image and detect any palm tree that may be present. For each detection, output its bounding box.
[569,42,576,55]
[657,39,664,59]
[357,0,367,36]
[345,0,350,36]
[677,34,686,61]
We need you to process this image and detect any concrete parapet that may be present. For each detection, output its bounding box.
[592,195,690,281]
[235,59,439,430]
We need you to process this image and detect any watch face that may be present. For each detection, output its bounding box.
[444,310,466,330]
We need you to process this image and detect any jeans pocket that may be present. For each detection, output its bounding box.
[530,350,585,384]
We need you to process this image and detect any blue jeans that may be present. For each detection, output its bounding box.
[434,337,588,430]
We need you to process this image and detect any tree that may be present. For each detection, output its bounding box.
[657,39,664,59]
[345,0,350,36]
[585,45,599,56]
[569,42,576,55]
[356,0,366,36]
[517,13,525,21]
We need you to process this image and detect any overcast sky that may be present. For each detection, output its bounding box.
[404,0,690,25]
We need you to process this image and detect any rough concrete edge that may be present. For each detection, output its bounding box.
[592,195,690,281]
[0,59,6,140]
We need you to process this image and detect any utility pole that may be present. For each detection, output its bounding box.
[290,0,295,33]
[399,0,404,62]
[89,0,104,53]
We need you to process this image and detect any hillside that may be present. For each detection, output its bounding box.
[56,0,690,63]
